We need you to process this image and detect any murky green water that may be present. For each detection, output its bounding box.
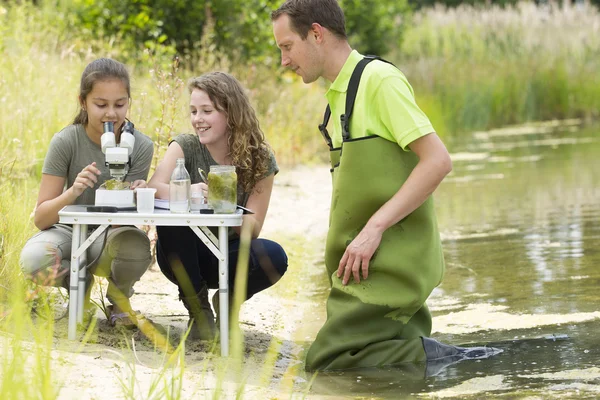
[305,123,600,399]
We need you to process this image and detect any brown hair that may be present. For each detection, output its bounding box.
[188,72,272,194]
[73,58,131,125]
[271,0,347,40]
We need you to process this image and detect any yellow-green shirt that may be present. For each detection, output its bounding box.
[325,50,434,150]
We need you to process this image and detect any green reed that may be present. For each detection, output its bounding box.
[0,186,60,398]
[395,2,600,136]
[2,0,599,397]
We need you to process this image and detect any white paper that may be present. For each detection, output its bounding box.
[154,199,170,210]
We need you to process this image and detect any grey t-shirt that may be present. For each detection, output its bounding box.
[42,124,154,205]
[172,133,278,207]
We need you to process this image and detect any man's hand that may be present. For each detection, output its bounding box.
[337,226,383,285]
[334,133,452,286]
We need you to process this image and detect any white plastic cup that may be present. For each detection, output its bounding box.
[136,188,156,213]
[190,186,205,211]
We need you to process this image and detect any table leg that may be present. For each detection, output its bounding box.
[68,224,81,340]
[218,226,229,357]
[67,224,109,339]
[77,225,88,323]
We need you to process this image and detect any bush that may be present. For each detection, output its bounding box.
[341,0,411,56]
[48,0,413,65]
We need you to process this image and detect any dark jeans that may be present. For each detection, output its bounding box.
[156,226,288,300]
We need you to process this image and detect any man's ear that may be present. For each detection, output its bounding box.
[310,23,325,43]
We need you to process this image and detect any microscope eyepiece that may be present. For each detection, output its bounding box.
[121,120,134,133]
[103,121,114,133]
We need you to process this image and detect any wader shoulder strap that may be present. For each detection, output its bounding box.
[319,55,395,148]
[341,55,379,141]
[319,106,333,150]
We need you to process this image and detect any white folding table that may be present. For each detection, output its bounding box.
[58,205,243,356]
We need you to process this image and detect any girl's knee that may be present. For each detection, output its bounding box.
[271,243,288,276]
[20,228,70,277]
[253,239,288,276]
[20,240,60,277]
[108,229,151,260]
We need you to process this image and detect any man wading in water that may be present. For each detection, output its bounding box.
[271,0,502,373]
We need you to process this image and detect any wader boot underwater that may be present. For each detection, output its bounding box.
[422,337,503,377]
[181,283,216,341]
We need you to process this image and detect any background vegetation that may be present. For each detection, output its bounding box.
[0,0,599,397]
[1,0,598,295]
[397,2,600,135]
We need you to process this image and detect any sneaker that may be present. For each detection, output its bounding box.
[108,305,138,329]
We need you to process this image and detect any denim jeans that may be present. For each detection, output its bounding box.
[156,225,288,300]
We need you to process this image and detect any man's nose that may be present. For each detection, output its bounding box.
[281,55,291,67]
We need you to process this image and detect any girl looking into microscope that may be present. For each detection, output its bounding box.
[20,58,154,329]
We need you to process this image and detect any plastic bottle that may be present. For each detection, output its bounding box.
[169,158,191,213]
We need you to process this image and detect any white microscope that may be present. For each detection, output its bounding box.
[101,121,135,181]
[94,121,136,207]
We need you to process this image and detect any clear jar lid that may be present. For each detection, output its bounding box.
[209,165,235,173]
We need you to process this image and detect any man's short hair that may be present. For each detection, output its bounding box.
[271,0,347,40]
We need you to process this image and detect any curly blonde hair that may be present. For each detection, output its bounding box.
[188,72,272,194]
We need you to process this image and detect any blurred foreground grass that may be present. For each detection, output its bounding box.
[1,1,599,398]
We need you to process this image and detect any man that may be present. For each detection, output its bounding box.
[272,0,501,372]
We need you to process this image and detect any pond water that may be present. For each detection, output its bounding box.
[304,122,600,399]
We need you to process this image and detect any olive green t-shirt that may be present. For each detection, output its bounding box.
[42,124,154,205]
[172,133,279,207]
[325,50,435,150]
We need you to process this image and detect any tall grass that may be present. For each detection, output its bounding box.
[395,2,600,136]
[0,190,64,399]
[1,0,599,397]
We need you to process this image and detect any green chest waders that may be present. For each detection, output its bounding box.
[305,57,445,371]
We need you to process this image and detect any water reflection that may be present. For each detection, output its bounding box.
[305,124,600,398]
[309,364,430,399]
[436,124,600,316]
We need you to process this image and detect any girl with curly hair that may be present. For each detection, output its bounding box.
[148,72,288,341]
